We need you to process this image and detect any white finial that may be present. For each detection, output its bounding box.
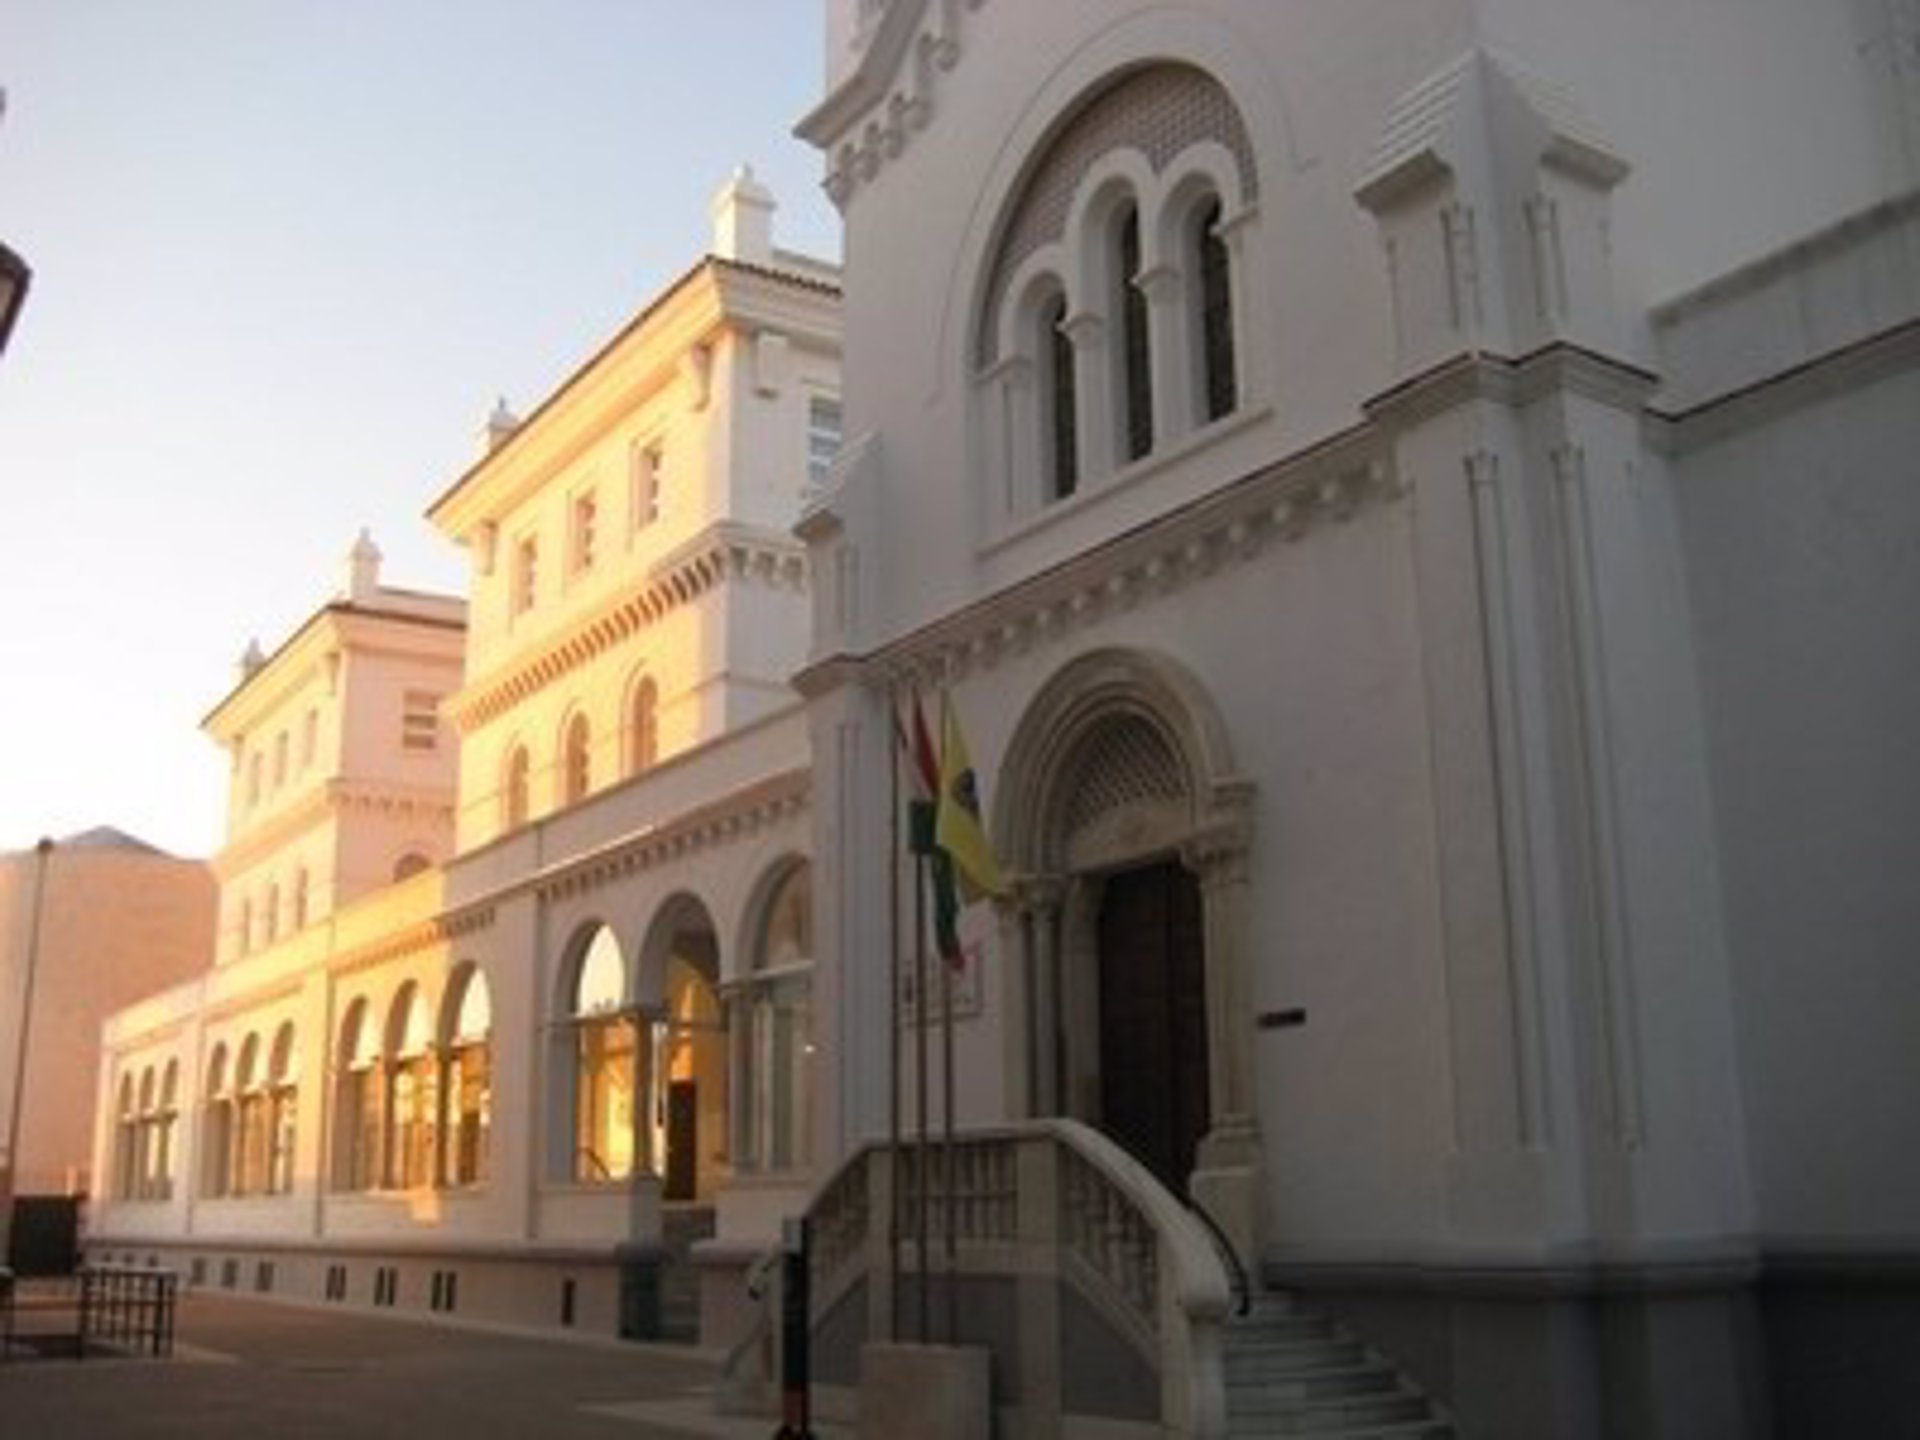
[711,163,776,264]
[483,395,520,455]
[239,638,266,680]
[344,528,382,603]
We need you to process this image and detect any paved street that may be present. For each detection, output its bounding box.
[0,1292,828,1439]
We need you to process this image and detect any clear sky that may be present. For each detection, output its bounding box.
[0,1,840,859]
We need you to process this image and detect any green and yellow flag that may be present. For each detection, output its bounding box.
[935,691,1005,904]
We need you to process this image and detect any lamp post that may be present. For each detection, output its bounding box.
[0,838,55,1268]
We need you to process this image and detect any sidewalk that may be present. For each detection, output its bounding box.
[0,1290,851,1438]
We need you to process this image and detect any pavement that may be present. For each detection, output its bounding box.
[0,1290,852,1438]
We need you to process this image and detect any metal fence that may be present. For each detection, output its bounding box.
[0,1264,179,1360]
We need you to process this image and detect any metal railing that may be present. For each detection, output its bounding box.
[0,1264,179,1360]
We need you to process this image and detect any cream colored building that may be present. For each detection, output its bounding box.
[89,172,839,1344]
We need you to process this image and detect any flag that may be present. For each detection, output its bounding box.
[896,692,963,966]
[935,692,1005,904]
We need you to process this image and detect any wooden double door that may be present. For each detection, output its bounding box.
[1095,858,1211,1197]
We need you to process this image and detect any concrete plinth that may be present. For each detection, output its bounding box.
[859,1341,991,1440]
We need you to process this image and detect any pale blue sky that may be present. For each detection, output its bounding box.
[0,1,840,857]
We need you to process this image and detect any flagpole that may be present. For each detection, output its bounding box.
[941,931,958,1347]
[886,682,902,1344]
[914,842,930,1344]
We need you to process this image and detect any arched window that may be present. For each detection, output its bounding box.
[1041,292,1077,502]
[333,1001,382,1192]
[502,745,531,830]
[568,925,634,1184]
[562,713,592,805]
[1114,203,1153,463]
[737,862,813,1174]
[114,1074,138,1201]
[442,965,493,1188]
[1191,197,1236,423]
[155,1060,180,1201]
[202,1045,232,1199]
[237,898,252,958]
[267,1023,298,1195]
[392,852,432,883]
[292,868,309,929]
[264,883,280,945]
[135,1067,159,1200]
[629,678,658,777]
[234,1034,270,1196]
[386,984,436,1190]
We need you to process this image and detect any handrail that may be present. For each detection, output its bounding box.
[1182,1194,1251,1318]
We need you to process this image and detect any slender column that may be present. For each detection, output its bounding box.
[1136,263,1190,447]
[1182,807,1258,1157]
[1012,875,1067,1117]
[1060,311,1115,482]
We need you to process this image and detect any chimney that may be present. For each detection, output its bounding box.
[482,395,520,456]
[343,528,382,603]
[711,164,776,265]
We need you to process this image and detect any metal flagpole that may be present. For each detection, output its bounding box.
[886,684,902,1343]
[913,841,930,1343]
[941,930,958,1346]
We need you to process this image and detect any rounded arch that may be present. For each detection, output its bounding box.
[137,1065,157,1114]
[993,647,1242,875]
[501,740,532,830]
[235,1032,263,1093]
[626,671,660,777]
[637,891,720,1009]
[386,980,433,1059]
[336,997,378,1070]
[269,1021,298,1086]
[558,706,592,805]
[441,960,494,1046]
[556,918,629,1018]
[737,855,813,977]
[205,1042,231,1097]
[160,1058,180,1109]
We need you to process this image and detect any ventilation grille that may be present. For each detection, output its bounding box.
[1060,715,1187,841]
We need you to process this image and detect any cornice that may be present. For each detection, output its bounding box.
[1361,343,1659,433]
[450,523,808,733]
[797,421,1399,696]
[327,902,497,982]
[531,767,811,906]
[212,779,454,880]
[796,0,985,211]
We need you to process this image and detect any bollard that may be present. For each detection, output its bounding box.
[774,1216,812,1440]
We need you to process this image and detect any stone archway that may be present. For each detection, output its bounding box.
[994,647,1262,1258]
[638,894,726,1204]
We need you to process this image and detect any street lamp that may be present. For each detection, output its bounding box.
[0,838,54,1269]
[0,241,29,358]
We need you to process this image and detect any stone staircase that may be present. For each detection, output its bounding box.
[658,1205,715,1343]
[1224,1291,1453,1437]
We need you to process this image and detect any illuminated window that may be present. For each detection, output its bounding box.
[807,397,843,487]
[333,1001,382,1193]
[115,1074,138,1202]
[233,1033,271,1197]
[267,1024,297,1195]
[402,691,440,752]
[629,677,658,777]
[738,862,813,1173]
[562,713,591,805]
[273,730,288,787]
[630,440,661,532]
[442,966,492,1189]
[569,925,634,1184]
[512,535,538,616]
[155,1061,179,1201]
[386,985,436,1190]
[570,489,598,574]
[502,745,530,830]
[201,1045,232,1198]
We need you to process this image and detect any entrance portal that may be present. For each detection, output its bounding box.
[1096,858,1209,1196]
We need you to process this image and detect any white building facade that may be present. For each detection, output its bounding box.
[793,3,1920,1436]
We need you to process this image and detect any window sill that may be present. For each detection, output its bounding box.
[980,401,1272,559]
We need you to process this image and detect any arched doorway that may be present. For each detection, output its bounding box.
[640,894,726,1204]
[994,648,1263,1254]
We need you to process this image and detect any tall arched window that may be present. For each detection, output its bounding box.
[234,1034,270,1196]
[202,1045,232,1198]
[267,1023,298,1195]
[237,898,252,958]
[442,965,493,1188]
[264,883,280,945]
[569,925,634,1183]
[502,745,531,830]
[738,862,813,1173]
[629,678,659,777]
[1041,292,1077,501]
[292,867,309,929]
[1191,197,1236,423]
[135,1067,159,1200]
[114,1074,138,1201]
[334,1001,382,1192]
[563,713,592,805]
[1115,203,1153,463]
[155,1060,180,1201]
[386,984,436,1190]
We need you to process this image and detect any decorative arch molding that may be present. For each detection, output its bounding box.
[732,851,813,982]
[636,890,722,1012]
[992,645,1265,1263]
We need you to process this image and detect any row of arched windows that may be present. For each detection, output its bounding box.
[114,1061,180,1201]
[500,676,659,832]
[332,965,493,1194]
[202,1025,299,1198]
